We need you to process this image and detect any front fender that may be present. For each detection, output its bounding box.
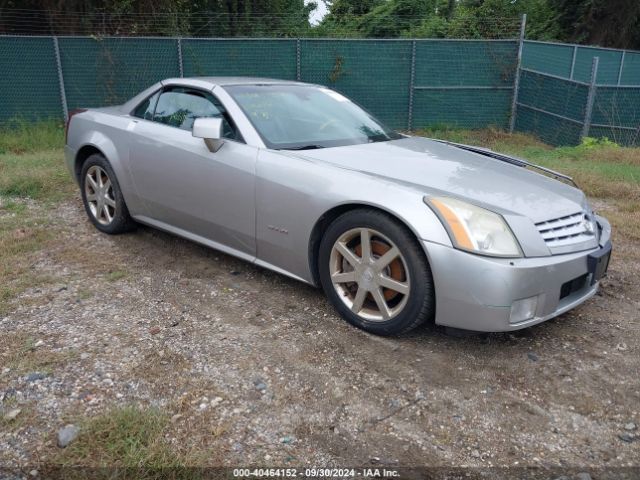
[255,149,452,284]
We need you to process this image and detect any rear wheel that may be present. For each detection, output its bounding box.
[80,154,135,234]
[318,209,435,336]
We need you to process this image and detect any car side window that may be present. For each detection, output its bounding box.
[132,90,160,120]
[152,87,242,141]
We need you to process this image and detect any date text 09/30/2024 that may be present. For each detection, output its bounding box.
[233,468,400,478]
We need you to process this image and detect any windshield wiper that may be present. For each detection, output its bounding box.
[283,144,326,150]
[367,134,394,143]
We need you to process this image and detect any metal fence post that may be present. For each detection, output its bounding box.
[569,45,577,80]
[177,37,184,77]
[407,40,416,131]
[296,39,301,81]
[617,51,625,86]
[509,13,526,133]
[634,124,640,147]
[52,36,69,123]
[581,56,600,140]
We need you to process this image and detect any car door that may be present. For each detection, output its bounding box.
[128,85,257,257]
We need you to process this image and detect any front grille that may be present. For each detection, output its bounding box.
[535,211,595,248]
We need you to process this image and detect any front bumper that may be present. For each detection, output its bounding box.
[424,216,611,332]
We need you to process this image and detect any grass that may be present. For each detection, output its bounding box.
[0,209,55,315]
[0,119,64,154]
[76,288,93,301]
[106,269,128,282]
[0,121,71,313]
[0,121,72,201]
[0,332,71,376]
[50,406,199,479]
[1,400,37,433]
[0,149,73,201]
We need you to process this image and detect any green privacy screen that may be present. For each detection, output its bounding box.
[573,47,623,84]
[0,36,62,122]
[522,40,640,85]
[182,39,297,79]
[58,37,179,110]
[522,41,574,78]
[591,87,640,146]
[300,40,412,130]
[621,52,640,85]
[0,35,638,146]
[0,37,518,132]
[517,42,640,146]
[412,40,517,129]
[515,69,587,146]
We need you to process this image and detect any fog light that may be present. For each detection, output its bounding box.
[510,296,538,324]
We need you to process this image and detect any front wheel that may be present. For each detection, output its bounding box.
[318,209,435,336]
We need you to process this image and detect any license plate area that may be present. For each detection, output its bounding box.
[587,242,612,285]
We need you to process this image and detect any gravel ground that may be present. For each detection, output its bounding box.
[1,197,639,476]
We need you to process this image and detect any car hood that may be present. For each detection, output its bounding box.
[284,136,587,223]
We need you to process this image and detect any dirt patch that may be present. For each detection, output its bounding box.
[1,199,639,473]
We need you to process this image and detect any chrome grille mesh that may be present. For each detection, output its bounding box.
[535,212,595,248]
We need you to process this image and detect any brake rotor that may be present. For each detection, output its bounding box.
[354,239,405,301]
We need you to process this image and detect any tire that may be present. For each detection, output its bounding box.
[80,153,136,234]
[318,209,435,336]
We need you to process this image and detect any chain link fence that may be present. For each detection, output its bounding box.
[1,15,639,146]
[0,36,65,122]
[515,39,640,146]
[0,35,520,132]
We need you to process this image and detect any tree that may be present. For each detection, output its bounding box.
[317,0,558,39]
[314,0,382,37]
[0,0,316,37]
[550,0,640,49]
[357,0,436,38]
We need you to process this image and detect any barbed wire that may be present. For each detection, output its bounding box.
[0,8,522,39]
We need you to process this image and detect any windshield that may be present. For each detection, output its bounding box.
[225,84,401,150]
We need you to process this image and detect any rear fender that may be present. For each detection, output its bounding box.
[69,113,144,216]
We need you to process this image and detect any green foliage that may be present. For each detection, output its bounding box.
[0,152,71,201]
[320,0,552,39]
[550,0,640,49]
[2,0,640,47]
[0,119,64,155]
[0,120,71,202]
[0,0,317,38]
[450,0,560,39]
[357,0,436,38]
[319,0,638,47]
[2,0,639,47]
[580,136,619,149]
[0,150,72,202]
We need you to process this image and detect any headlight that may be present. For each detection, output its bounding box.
[424,196,522,257]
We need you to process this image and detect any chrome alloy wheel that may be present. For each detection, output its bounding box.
[329,228,410,321]
[84,165,116,225]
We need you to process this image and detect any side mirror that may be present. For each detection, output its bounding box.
[192,117,224,152]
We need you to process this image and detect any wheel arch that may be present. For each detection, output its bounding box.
[74,144,105,181]
[307,202,431,287]
[72,123,125,178]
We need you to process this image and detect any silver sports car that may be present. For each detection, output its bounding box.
[64,77,612,335]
